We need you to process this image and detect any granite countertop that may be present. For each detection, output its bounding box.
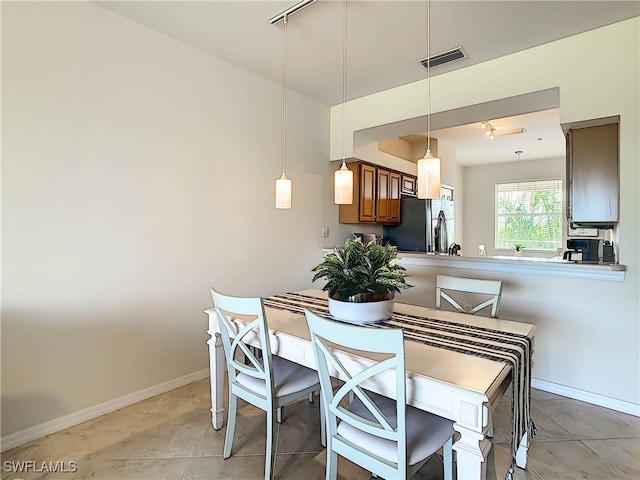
[391,251,626,281]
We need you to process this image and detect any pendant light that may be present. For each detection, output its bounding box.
[275,14,292,209]
[417,0,441,200]
[334,0,353,204]
[270,1,318,208]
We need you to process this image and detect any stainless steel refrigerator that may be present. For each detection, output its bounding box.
[383,197,454,253]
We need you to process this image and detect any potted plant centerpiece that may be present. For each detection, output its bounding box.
[514,244,525,257]
[311,236,412,323]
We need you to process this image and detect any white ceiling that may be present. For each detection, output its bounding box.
[95,1,638,163]
[430,108,566,166]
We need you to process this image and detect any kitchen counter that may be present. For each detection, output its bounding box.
[395,252,626,281]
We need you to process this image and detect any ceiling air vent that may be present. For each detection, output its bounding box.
[418,47,466,69]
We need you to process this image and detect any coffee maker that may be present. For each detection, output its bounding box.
[564,239,601,264]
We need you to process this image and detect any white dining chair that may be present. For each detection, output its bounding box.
[435,274,503,318]
[305,309,454,480]
[210,289,324,480]
[435,274,504,438]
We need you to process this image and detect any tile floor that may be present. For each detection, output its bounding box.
[2,378,638,480]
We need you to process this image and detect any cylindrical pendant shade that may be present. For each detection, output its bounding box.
[334,163,353,204]
[275,173,292,209]
[417,150,441,199]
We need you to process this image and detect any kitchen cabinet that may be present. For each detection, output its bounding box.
[338,162,402,225]
[401,174,417,196]
[359,163,376,223]
[376,169,401,223]
[565,121,619,227]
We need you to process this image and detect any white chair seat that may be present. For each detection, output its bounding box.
[237,355,321,397]
[338,391,454,465]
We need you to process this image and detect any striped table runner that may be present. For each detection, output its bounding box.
[263,292,535,478]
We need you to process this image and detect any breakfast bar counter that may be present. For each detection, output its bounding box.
[391,252,625,282]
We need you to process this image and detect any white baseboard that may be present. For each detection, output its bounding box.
[532,377,640,417]
[1,368,209,452]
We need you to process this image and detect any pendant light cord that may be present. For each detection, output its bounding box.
[342,0,347,167]
[427,0,432,152]
[282,15,288,176]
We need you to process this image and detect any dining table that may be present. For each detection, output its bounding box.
[205,289,536,480]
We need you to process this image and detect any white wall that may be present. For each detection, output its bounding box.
[463,156,565,256]
[1,2,341,438]
[352,135,418,175]
[389,260,638,414]
[330,18,640,407]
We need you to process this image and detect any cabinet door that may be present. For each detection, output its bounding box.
[359,163,377,223]
[339,162,405,225]
[376,168,390,223]
[338,162,360,224]
[375,169,401,224]
[401,174,417,196]
[387,172,401,224]
[568,123,619,224]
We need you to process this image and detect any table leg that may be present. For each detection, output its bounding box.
[453,424,491,480]
[207,329,226,430]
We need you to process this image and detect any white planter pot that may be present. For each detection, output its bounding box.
[328,296,395,324]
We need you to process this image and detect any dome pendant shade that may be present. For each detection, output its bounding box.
[417,149,441,199]
[275,173,292,209]
[334,162,353,204]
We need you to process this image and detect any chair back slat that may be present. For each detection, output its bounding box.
[436,274,503,318]
[333,357,398,436]
[305,311,407,453]
[210,289,274,391]
[226,318,267,378]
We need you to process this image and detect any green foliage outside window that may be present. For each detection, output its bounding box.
[495,180,563,251]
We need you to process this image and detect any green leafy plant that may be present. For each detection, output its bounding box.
[514,243,525,251]
[312,237,412,301]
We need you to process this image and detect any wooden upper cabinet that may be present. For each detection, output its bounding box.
[388,171,401,223]
[376,168,389,223]
[377,169,401,224]
[338,161,402,225]
[339,162,375,224]
[338,162,360,224]
[401,174,417,196]
[566,122,619,226]
[359,163,377,223]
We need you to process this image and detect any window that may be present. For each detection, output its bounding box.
[495,180,563,251]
